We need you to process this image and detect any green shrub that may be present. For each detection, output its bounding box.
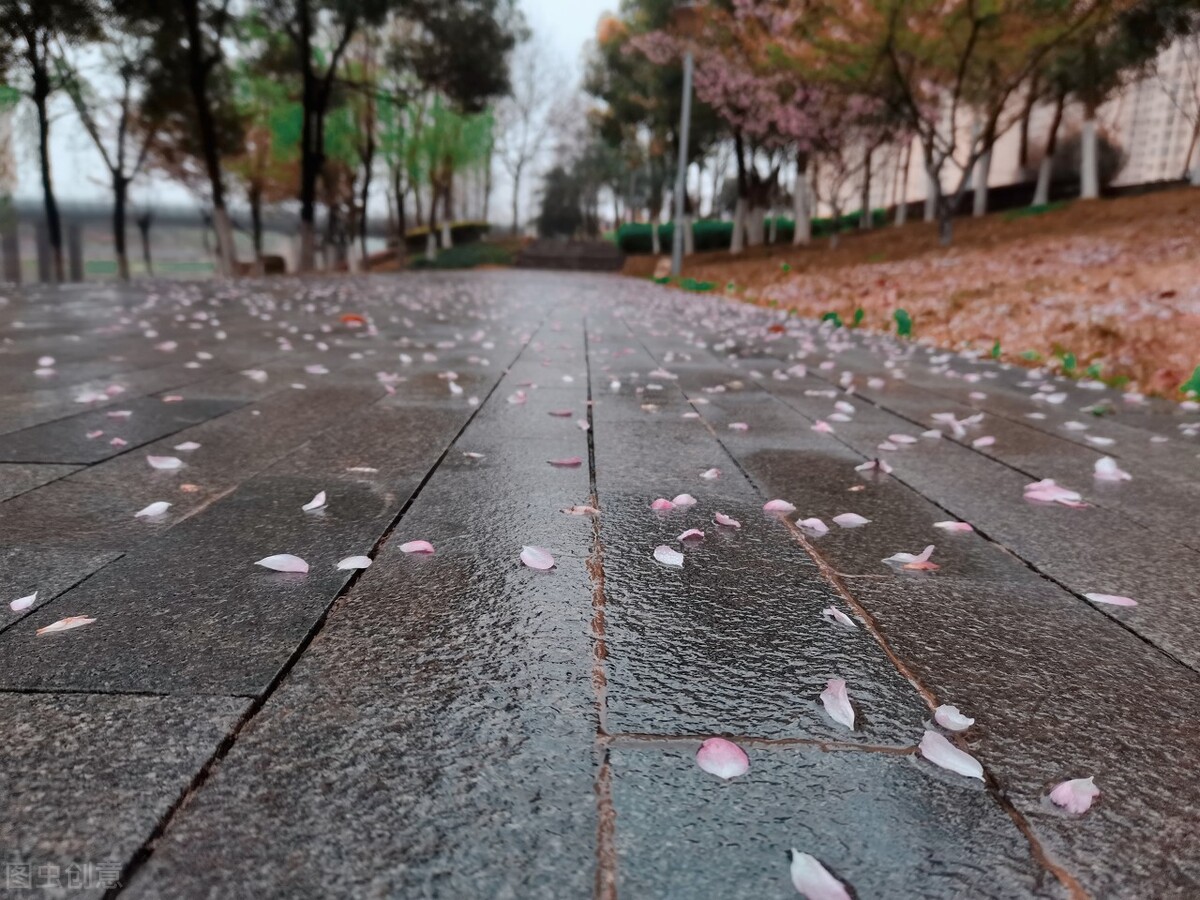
[409,242,513,270]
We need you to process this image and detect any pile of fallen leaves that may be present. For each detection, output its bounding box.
[625,186,1200,395]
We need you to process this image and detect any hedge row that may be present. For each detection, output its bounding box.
[616,211,887,254]
[409,242,514,270]
[403,221,490,253]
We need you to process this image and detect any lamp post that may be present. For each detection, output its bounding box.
[669,3,700,279]
[670,50,693,278]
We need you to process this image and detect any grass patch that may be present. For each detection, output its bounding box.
[1003,201,1069,222]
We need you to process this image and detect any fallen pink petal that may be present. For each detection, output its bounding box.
[134,501,171,518]
[820,678,855,729]
[798,517,829,534]
[919,730,984,779]
[10,592,37,612]
[832,513,870,528]
[547,457,583,467]
[713,512,741,528]
[336,555,372,570]
[763,499,797,513]
[934,521,973,533]
[399,540,436,554]
[678,528,705,541]
[37,616,96,636]
[147,455,183,471]
[1085,592,1138,607]
[653,544,684,567]
[520,546,555,570]
[1049,776,1100,814]
[1093,456,1132,482]
[789,850,851,900]
[671,493,698,506]
[302,491,327,512]
[695,737,749,779]
[561,505,599,516]
[821,607,857,629]
[934,705,975,732]
[650,498,676,511]
[255,554,310,574]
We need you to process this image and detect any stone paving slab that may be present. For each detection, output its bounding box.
[0,397,244,464]
[0,462,78,501]
[0,692,248,900]
[0,546,121,631]
[609,745,1060,899]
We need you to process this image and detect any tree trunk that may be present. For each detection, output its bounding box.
[250,184,264,275]
[137,214,153,275]
[924,161,938,223]
[730,197,746,253]
[359,141,374,263]
[895,142,911,226]
[182,0,236,277]
[31,65,63,284]
[859,145,872,230]
[793,151,811,245]
[1018,73,1040,171]
[973,147,991,217]
[683,214,694,255]
[651,219,661,255]
[1181,114,1200,182]
[938,203,953,245]
[441,184,453,248]
[511,164,522,234]
[1034,93,1066,207]
[1080,105,1099,200]
[113,174,130,281]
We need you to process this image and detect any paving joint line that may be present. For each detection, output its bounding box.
[584,315,618,900]
[0,551,128,641]
[102,320,544,899]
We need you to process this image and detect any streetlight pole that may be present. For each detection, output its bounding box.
[670,49,693,278]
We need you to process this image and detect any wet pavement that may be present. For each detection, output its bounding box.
[1,273,1198,898]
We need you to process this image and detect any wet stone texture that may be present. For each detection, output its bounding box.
[2,273,1199,898]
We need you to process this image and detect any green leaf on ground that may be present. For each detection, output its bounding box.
[853,308,865,327]
[822,311,843,328]
[991,340,1001,359]
[893,308,912,337]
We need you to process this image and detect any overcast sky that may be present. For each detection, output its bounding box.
[11,0,616,222]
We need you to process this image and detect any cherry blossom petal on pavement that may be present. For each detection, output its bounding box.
[302,491,327,512]
[1094,456,1132,481]
[1049,776,1100,814]
[695,737,749,779]
[10,592,36,612]
[919,730,984,779]
[678,528,705,541]
[798,517,829,534]
[763,499,797,513]
[147,455,182,470]
[699,468,721,480]
[37,616,96,636]
[1085,592,1138,607]
[713,512,741,528]
[653,545,684,567]
[174,441,201,451]
[789,850,851,900]
[832,513,870,528]
[821,607,856,629]
[520,546,555,570]
[934,705,975,732]
[650,498,675,511]
[855,459,893,474]
[134,501,171,518]
[336,555,372,570]
[820,679,855,729]
[883,544,938,571]
[400,540,435,553]
[561,505,599,516]
[933,521,973,533]
[672,493,697,506]
[547,457,583,467]
[255,554,310,574]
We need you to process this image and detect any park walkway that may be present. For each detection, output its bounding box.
[0,271,1198,899]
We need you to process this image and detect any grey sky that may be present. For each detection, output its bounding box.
[13,0,616,219]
